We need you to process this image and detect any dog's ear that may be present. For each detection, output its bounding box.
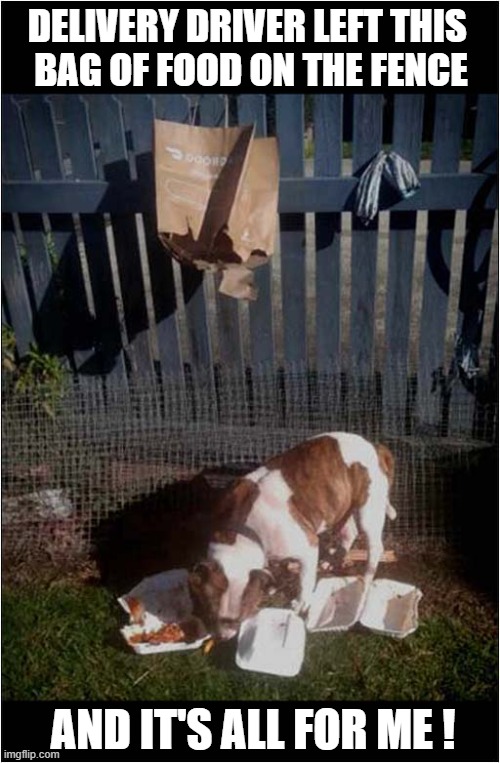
[239,568,274,621]
[188,562,208,592]
[375,443,395,486]
[188,561,228,633]
[189,560,228,593]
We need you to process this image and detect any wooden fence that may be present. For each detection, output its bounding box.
[2,94,498,440]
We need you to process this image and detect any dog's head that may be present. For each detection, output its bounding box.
[188,557,272,640]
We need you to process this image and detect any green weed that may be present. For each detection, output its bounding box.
[2,582,497,702]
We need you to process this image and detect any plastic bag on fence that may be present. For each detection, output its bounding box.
[154,119,279,300]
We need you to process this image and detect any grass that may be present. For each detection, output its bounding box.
[2,578,497,702]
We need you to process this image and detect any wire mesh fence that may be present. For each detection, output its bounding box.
[2,364,496,562]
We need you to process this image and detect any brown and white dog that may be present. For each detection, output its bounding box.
[189,432,396,640]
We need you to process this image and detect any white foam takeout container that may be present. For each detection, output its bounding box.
[359,579,423,638]
[307,577,365,633]
[307,576,422,639]
[236,608,306,677]
[118,568,208,655]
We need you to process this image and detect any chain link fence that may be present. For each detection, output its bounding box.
[2,365,496,564]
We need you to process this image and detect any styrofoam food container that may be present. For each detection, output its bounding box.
[307,576,422,638]
[307,577,365,632]
[118,568,208,654]
[236,608,306,677]
[360,579,422,638]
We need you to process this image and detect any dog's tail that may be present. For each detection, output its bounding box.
[386,503,397,520]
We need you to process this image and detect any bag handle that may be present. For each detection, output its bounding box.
[188,96,230,127]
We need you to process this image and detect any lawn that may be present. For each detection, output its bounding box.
[2,564,497,702]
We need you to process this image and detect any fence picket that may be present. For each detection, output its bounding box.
[120,94,182,378]
[417,95,466,432]
[87,95,154,377]
[237,94,275,370]
[155,95,214,372]
[314,94,343,374]
[199,94,248,422]
[2,95,31,181]
[2,219,33,354]
[275,95,307,426]
[25,95,95,372]
[312,95,343,427]
[199,95,244,371]
[276,95,306,368]
[50,95,98,371]
[486,296,498,441]
[199,94,227,127]
[58,95,127,381]
[350,95,384,378]
[347,95,384,433]
[448,94,498,436]
[6,97,56,356]
[2,95,36,352]
[383,95,424,432]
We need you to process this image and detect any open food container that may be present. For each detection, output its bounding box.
[236,608,306,677]
[307,577,365,632]
[359,579,423,638]
[307,576,422,638]
[118,567,422,665]
[118,569,209,655]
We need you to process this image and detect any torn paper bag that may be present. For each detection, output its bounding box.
[155,119,279,300]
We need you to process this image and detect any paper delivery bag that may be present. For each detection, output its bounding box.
[154,119,279,300]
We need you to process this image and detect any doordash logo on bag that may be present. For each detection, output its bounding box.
[165,146,228,167]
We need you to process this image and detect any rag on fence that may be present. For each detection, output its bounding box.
[355,151,420,225]
[154,120,279,300]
